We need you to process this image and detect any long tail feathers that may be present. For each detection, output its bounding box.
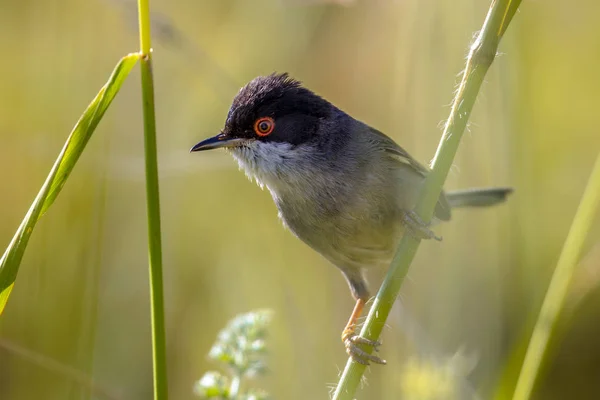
[446,187,513,208]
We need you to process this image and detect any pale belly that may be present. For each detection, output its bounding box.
[276,195,403,271]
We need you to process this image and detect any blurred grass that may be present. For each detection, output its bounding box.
[513,154,600,400]
[0,0,598,399]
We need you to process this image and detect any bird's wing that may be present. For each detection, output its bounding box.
[368,127,452,221]
[367,128,430,176]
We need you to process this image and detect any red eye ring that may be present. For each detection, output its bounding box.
[253,117,275,137]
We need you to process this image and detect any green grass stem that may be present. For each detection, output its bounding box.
[512,153,600,400]
[332,1,522,398]
[136,1,168,399]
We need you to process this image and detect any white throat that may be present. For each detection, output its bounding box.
[229,141,320,197]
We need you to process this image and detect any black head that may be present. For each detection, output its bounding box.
[190,73,333,151]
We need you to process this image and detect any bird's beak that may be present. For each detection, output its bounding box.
[190,133,246,152]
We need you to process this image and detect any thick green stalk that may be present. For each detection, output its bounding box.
[332,1,521,398]
[512,154,600,400]
[137,1,168,399]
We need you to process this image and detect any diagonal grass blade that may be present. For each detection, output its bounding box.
[0,53,139,315]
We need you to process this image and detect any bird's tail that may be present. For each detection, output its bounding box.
[446,187,513,208]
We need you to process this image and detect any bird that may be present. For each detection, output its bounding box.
[190,73,512,365]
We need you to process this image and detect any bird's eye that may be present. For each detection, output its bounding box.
[253,117,275,137]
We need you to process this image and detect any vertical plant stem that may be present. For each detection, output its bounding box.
[137,1,168,399]
[138,0,152,55]
[332,0,521,398]
[512,153,600,400]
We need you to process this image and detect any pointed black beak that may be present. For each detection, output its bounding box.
[190,133,246,152]
[190,133,245,153]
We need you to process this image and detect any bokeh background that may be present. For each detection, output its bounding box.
[0,0,599,399]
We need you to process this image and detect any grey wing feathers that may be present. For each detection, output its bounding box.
[367,127,452,221]
[368,128,430,176]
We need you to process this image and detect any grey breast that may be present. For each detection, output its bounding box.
[272,121,406,271]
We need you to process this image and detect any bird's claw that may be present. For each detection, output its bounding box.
[342,330,387,365]
[403,210,442,241]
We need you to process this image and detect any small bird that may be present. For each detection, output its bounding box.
[191,73,511,365]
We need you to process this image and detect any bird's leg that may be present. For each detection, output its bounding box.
[402,210,442,241]
[341,298,387,365]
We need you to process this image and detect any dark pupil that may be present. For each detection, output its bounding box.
[259,121,269,132]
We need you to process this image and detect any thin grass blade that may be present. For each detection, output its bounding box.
[0,53,139,315]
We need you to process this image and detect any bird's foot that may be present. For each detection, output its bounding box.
[403,210,442,241]
[342,327,387,365]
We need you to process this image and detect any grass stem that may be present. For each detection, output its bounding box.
[137,1,168,399]
[332,1,522,398]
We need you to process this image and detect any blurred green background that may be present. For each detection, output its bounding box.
[0,0,599,399]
